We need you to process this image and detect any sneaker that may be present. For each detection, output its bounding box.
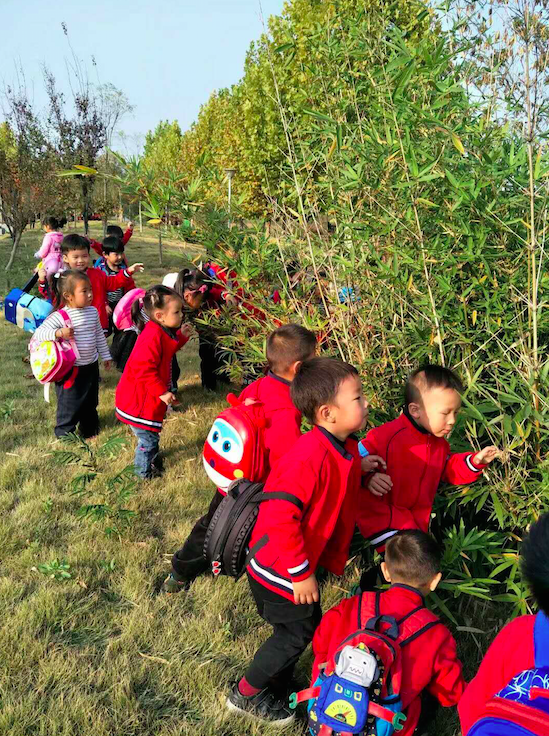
[226,682,295,726]
[161,573,189,594]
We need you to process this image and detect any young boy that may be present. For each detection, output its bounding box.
[93,236,135,332]
[38,234,143,332]
[89,221,133,258]
[459,513,549,735]
[162,324,318,593]
[227,357,371,725]
[357,365,500,556]
[310,530,465,736]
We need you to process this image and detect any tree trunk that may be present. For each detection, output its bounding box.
[82,179,90,236]
[158,229,163,266]
[139,199,142,233]
[5,230,22,271]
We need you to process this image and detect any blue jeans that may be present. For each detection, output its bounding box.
[131,426,160,478]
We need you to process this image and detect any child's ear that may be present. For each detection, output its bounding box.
[289,360,302,377]
[154,309,164,323]
[429,572,442,592]
[408,402,422,419]
[380,561,391,583]
[318,403,334,423]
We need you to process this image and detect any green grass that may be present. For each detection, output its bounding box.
[0,223,483,735]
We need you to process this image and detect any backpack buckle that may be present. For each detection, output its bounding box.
[212,560,222,576]
[289,692,297,709]
[392,712,407,731]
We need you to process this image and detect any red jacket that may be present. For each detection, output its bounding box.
[312,585,465,736]
[458,615,536,735]
[38,266,135,330]
[238,371,302,471]
[357,412,487,548]
[247,426,362,601]
[89,227,133,257]
[115,321,189,433]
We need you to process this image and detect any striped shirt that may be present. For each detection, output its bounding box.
[34,306,111,366]
[94,259,124,306]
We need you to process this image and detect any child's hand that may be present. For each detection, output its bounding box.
[103,360,112,371]
[160,391,176,405]
[106,305,113,316]
[361,454,387,474]
[128,221,134,229]
[127,263,144,275]
[55,327,74,340]
[473,446,501,465]
[368,473,393,497]
[180,323,193,338]
[293,574,319,605]
[38,268,47,282]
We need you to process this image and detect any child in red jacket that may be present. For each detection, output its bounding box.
[227,358,379,726]
[115,285,191,479]
[310,530,465,736]
[162,323,318,592]
[38,234,143,332]
[88,222,133,258]
[459,513,549,735]
[357,365,500,584]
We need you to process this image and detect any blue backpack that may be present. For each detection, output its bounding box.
[468,612,549,736]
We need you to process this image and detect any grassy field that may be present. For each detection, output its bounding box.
[0,224,471,735]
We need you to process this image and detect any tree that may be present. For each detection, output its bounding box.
[44,67,107,235]
[0,84,51,271]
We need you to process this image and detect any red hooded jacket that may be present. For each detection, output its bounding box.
[312,585,465,736]
[357,412,487,549]
[238,371,302,472]
[39,266,135,330]
[247,426,362,602]
[89,227,133,257]
[458,615,536,735]
[115,320,189,433]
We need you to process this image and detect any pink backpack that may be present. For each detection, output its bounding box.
[29,309,80,400]
[113,288,145,330]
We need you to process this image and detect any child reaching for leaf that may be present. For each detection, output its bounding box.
[115,285,192,479]
[32,270,112,439]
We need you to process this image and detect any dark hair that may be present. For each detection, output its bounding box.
[51,269,91,309]
[405,365,464,408]
[142,285,182,325]
[522,513,549,616]
[131,294,147,332]
[58,216,67,229]
[102,235,125,255]
[61,234,90,255]
[266,324,316,374]
[385,530,441,587]
[42,216,59,230]
[173,268,209,299]
[106,225,124,239]
[290,357,358,424]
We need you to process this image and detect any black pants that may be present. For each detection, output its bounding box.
[171,490,224,582]
[55,361,100,439]
[198,334,230,391]
[244,573,322,691]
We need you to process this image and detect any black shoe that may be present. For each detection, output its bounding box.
[226,682,295,726]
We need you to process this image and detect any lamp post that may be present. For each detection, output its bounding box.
[225,168,236,214]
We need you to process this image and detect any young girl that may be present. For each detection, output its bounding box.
[34,216,64,277]
[115,285,192,479]
[32,270,112,438]
[110,295,148,373]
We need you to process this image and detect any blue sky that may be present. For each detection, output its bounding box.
[2,0,285,153]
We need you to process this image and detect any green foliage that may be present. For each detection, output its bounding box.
[51,433,138,536]
[35,558,72,582]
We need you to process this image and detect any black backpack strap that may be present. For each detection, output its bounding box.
[375,591,381,617]
[397,605,425,625]
[260,492,303,510]
[357,591,364,629]
[365,614,399,640]
[399,620,442,648]
[22,272,38,293]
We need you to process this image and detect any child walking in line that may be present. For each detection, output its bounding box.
[32,270,112,438]
[115,285,192,479]
[34,216,64,277]
[93,235,135,334]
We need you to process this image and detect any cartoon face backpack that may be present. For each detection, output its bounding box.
[290,591,441,736]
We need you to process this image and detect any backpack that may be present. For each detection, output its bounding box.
[4,273,52,333]
[29,309,79,401]
[468,612,549,736]
[202,390,268,493]
[290,591,441,736]
[203,479,302,579]
[113,288,145,331]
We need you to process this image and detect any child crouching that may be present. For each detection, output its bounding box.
[115,285,191,479]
